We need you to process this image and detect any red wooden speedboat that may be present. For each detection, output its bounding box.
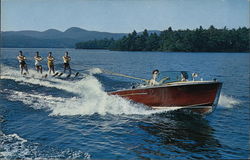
[109,71,222,115]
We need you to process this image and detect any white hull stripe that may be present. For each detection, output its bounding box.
[152,105,213,109]
[119,92,148,96]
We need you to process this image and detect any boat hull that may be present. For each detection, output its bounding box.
[110,81,222,115]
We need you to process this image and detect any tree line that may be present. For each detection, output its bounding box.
[75,26,250,52]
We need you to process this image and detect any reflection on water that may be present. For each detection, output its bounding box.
[136,111,221,159]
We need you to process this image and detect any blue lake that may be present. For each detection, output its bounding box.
[0,48,249,159]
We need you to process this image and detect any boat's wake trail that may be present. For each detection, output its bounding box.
[1,66,176,116]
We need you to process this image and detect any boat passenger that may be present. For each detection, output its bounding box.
[34,51,43,74]
[181,71,188,81]
[148,69,160,86]
[47,52,55,74]
[62,51,71,75]
[17,51,29,75]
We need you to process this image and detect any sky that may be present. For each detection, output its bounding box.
[1,0,249,33]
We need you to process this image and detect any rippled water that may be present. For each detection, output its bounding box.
[0,48,249,159]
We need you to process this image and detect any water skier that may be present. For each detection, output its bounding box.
[17,51,29,75]
[47,52,55,74]
[62,51,71,75]
[148,69,169,86]
[34,51,43,74]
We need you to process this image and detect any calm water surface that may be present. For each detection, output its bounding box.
[0,48,249,159]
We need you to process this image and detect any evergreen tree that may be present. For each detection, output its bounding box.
[75,26,250,52]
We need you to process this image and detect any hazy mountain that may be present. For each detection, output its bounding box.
[1,27,126,48]
[1,27,161,48]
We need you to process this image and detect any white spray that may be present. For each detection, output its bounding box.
[1,66,176,116]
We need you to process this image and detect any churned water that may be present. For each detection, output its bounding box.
[0,48,249,159]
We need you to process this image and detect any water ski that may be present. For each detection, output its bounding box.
[42,74,48,78]
[74,72,79,78]
[66,74,71,78]
[22,72,28,77]
[58,72,64,77]
[52,72,59,77]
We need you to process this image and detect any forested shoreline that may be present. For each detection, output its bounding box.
[75,26,250,52]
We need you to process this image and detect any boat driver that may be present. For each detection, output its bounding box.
[148,69,160,86]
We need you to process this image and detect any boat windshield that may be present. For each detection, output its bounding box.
[157,71,194,84]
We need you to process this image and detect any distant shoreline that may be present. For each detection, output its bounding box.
[2,26,249,53]
[1,47,249,54]
[75,26,250,53]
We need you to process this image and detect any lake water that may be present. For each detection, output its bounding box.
[0,48,249,159]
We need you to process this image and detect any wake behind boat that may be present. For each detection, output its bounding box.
[108,71,222,115]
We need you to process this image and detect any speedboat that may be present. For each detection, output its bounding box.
[109,71,222,115]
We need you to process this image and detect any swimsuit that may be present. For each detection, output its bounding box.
[63,56,70,68]
[20,61,26,66]
[48,61,54,67]
[18,56,26,67]
[47,57,54,67]
[64,62,70,68]
[35,57,42,67]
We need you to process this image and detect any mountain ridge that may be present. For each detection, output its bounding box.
[1,27,126,48]
[1,27,161,48]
